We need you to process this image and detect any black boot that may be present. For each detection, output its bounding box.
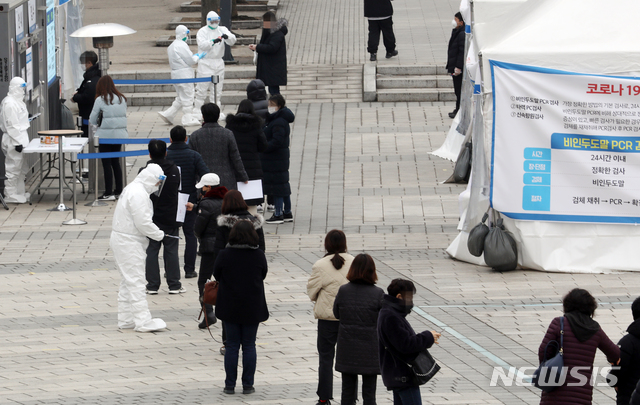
[199,303,217,329]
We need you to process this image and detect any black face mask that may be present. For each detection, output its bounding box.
[200,188,208,196]
[404,303,414,314]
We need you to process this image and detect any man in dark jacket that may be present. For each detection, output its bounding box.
[246,80,269,119]
[166,125,209,279]
[364,0,397,61]
[610,297,640,405]
[143,140,184,294]
[249,13,287,95]
[189,103,249,190]
[71,51,101,137]
[378,279,440,402]
[446,12,465,118]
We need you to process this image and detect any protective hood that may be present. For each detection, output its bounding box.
[175,24,190,41]
[246,79,267,101]
[270,106,295,123]
[135,163,164,194]
[207,11,220,28]
[8,77,26,101]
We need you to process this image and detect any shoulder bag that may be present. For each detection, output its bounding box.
[97,110,104,127]
[384,339,441,385]
[532,317,565,393]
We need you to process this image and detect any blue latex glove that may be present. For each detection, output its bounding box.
[195,52,207,59]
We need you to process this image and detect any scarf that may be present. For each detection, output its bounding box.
[204,186,228,199]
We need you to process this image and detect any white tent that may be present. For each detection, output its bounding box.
[447,0,640,273]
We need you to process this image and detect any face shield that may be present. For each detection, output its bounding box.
[207,12,220,29]
[153,174,167,197]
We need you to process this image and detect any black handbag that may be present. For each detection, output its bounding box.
[97,110,103,127]
[385,345,441,386]
[532,317,565,393]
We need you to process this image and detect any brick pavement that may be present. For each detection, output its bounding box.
[1,0,639,403]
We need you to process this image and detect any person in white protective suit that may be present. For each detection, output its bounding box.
[111,163,168,332]
[0,77,31,204]
[158,25,206,127]
[194,11,237,119]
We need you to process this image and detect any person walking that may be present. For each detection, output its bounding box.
[608,296,640,405]
[364,0,397,61]
[166,125,210,279]
[142,140,184,295]
[246,79,269,119]
[189,103,249,190]
[446,12,465,119]
[537,288,620,405]
[378,279,441,404]
[307,230,355,405]
[248,12,287,95]
[110,163,167,332]
[214,220,269,395]
[333,253,385,405]
[191,172,228,328]
[158,25,203,127]
[71,51,101,137]
[262,94,295,224]
[225,99,268,215]
[89,75,128,200]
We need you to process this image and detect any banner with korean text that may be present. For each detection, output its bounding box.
[490,61,640,224]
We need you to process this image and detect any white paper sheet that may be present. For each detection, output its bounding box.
[176,192,190,223]
[237,180,263,200]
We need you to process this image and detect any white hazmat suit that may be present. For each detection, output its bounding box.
[158,25,203,127]
[110,163,167,332]
[194,11,236,115]
[0,77,31,204]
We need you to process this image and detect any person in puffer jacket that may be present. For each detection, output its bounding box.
[246,79,269,120]
[608,296,640,405]
[110,164,167,333]
[378,279,441,404]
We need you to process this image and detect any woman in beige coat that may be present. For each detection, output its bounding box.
[307,230,354,405]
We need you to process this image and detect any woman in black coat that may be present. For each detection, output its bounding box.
[191,173,228,328]
[225,99,268,213]
[333,254,385,405]
[246,79,269,120]
[249,12,287,95]
[262,94,295,224]
[446,12,465,119]
[214,220,269,395]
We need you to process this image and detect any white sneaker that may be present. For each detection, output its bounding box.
[257,204,264,212]
[267,204,275,212]
[146,289,158,295]
[135,318,167,333]
[158,111,174,125]
[169,287,187,294]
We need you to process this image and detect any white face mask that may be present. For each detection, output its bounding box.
[209,22,219,29]
[451,19,458,28]
[268,106,277,114]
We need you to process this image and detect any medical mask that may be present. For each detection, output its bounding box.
[404,303,414,314]
[268,106,277,114]
[200,188,208,196]
[451,19,458,28]
[208,22,219,29]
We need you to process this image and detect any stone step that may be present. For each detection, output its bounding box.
[376,88,456,102]
[124,91,247,107]
[377,65,449,76]
[156,34,257,47]
[376,75,453,90]
[117,78,256,94]
[111,66,256,81]
[180,0,269,12]
[169,16,261,30]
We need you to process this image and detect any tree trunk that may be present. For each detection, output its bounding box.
[201,0,221,27]
[232,0,238,18]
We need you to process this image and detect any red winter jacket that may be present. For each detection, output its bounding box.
[538,316,620,405]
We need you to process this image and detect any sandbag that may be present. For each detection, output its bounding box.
[483,218,518,271]
[467,212,490,257]
[452,142,472,183]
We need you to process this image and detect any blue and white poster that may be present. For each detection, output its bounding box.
[490,61,640,224]
[15,5,25,41]
[28,0,37,33]
[46,0,56,85]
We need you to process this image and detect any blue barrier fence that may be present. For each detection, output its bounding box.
[112,77,214,85]
[77,138,172,160]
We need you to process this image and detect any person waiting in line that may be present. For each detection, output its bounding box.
[364,0,398,61]
[225,99,268,215]
[608,296,640,405]
[378,279,441,405]
[333,253,385,405]
[89,75,128,200]
[72,51,101,137]
[142,140,185,295]
[262,94,295,224]
[189,103,249,190]
[307,230,355,405]
[249,12,288,96]
[191,172,227,328]
[446,12,465,119]
[537,288,620,405]
[166,125,209,279]
[214,220,269,395]
[246,79,269,120]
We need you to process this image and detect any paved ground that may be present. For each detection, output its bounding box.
[1,0,638,404]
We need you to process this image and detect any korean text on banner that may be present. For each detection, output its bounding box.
[46,0,55,85]
[490,61,640,224]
